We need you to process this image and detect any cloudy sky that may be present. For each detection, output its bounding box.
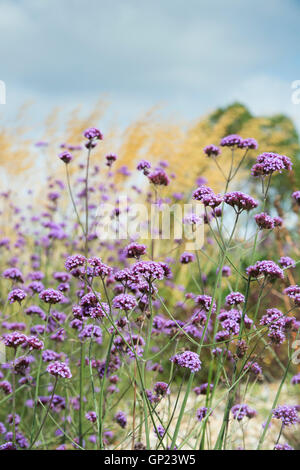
[1,0,300,134]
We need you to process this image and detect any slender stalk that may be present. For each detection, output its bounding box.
[65,164,85,235]
[12,349,17,447]
[30,304,51,445]
[30,377,58,449]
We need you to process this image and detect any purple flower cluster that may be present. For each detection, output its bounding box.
[83,127,103,141]
[292,190,300,205]
[194,295,216,313]
[2,267,24,283]
[291,374,300,385]
[132,261,166,282]
[170,351,202,373]
[244,361,262,376]
[254,212,276,230]
[246,260,284,280]
[219,135,257,149]
[260,308,289,344]
[223,191,258,212]
[231,404,257,421]
[124,242,146,259]
[3,332,27,349]
[8,288,27,304]
[225,292,245,306]
[65,254,86,271]
[114,411,127,428]
[278,256,296,269]
[180,252,195,264]
[274,443,294,450]
[105,154,117,167]
[88,257,112,278]
[137,159,151,173]
[59,151,73,164]
[148,169,170,186]
[203,145,220,157]
[220,134,242,147]
[251,152,292,177]
[196,407,212,422]
[39,289,63,304]
[112,294,137,311]
[272,405,299,427]
[46,361,72,379]
[153,381,170,397]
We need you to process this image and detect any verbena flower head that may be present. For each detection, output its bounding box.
[46,361,72,379]
[273,216,283,227]
[88,257,112,278]
[170,351,201,373]
[42,349,62,362]
[83,127,103,141]
[196,407,212,422]
[246,260,284,280]
[125,242,147,259]
[219,265,231,277]
[114,411,127,428]
[59,151,73,164]
[272,405,299,427]
[203,145,220,157]
[148,169,170,186]
[278,256,296,269]
[254,212,275,230]
[220,134,242,147]
[193,383,213,396]
[3,332,28,349]
[26,337,44,350]
[153,381,170,397]
[132,261,165,281]
[180,252,195,264]
[244,361,262,376]
[112,294,137,311]
[0,381,12,395]
[291,374,300,385]
[224,191,258,212]
[194,294,216,313]
[8,288,27,304]
[154,424,165,438]
[105,153,117,167]
[274,443,294,450]
[192,185,213,202]
[39,288,63,304]
[137,159,151,172]
[201,192,223,208]
[28,281,44,294]
[238,138,258,149]
[231,404,257,421]
[292,190,300,205]
[85,411,97,423]
[0,442,17,450]
[284,285,300,299]
[225,292,245,306]
[2,267,24,283]
[251,152,292,177]
[65,254,86,271]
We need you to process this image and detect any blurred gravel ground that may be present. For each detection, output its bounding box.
[115,382,299,450]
